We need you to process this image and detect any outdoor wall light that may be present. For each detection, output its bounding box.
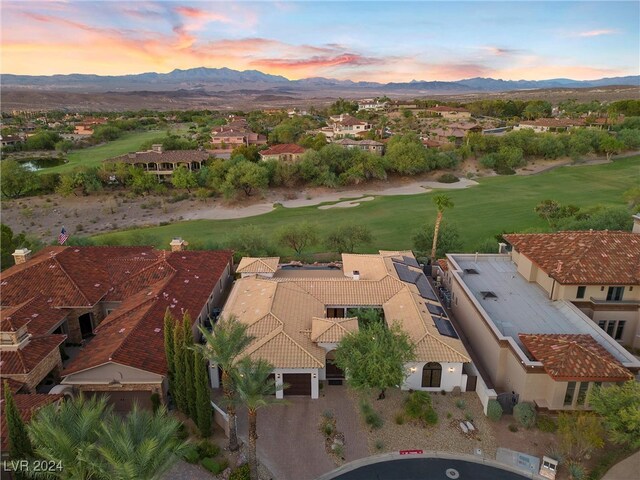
[276,373,282,379]
[448,367,455,372]
[409,367,417,373]
[312,373,317,379]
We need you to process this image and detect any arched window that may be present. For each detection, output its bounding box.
[421,362,442,388]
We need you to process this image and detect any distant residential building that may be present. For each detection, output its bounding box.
[259,143,306,162]
[0,134,24,147]
[426,106,472,120]
[357,98,388,111]
[333,138,384,155]
[106,144,211,178]
[210,116,267,151]
[73,117,108,135]
[429,122,481,146]
[288,108,308,117]
[328,114,372,139]
[513,118,585,133]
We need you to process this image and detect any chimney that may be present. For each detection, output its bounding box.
[633,214,640,234]
[12,248,32,265]
[151,144,164,154]
[498,242,508,254]
[352,270,360,281]
[170,238,188,252]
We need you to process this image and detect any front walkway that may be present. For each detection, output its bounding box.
[236,384,369,480]
[602,450,640,480]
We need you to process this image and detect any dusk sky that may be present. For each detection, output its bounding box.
[2,1,639,82]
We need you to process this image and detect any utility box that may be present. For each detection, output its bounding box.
[539,456,558,479]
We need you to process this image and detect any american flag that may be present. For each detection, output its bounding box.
[58,227,69,245]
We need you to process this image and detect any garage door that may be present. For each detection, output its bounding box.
[88,390,154,412]
[282,373,311,396]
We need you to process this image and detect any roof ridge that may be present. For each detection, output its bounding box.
[241,324,284,358]
[418,331,471,362]
[277,329,325,368]
[51,255,94,306]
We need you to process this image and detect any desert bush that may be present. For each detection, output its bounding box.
[508,424,519,432]
[423,408,439,425]
[438,173,459,183]
[514,402,536,428]
[374,439,385,451]
[537,415,558,433]
[455,399,466,409]
[229,464,250,480]
[394,412,406,425]
[487,399,503,422]
[196,440,220,458]
[202,458,228,475]
[182,446,199,464]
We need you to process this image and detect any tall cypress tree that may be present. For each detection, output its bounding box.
[194,349,212,437]
[4,381,33,460]
[183,312,197,419]
[172,319,186,413]
[163,308,175,380]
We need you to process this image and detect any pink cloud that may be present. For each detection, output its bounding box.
[251,53,381,70]
[575,29,619,37]
[174,5,230,24]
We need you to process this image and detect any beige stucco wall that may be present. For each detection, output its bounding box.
[62,362,163,385]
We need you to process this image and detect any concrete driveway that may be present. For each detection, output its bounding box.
[236,384,369,480]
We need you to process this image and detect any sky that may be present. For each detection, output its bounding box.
[1,1,639,82]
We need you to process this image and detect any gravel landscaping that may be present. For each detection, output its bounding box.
[351,389,497,459]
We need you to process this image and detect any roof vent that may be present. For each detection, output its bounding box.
[352,270,360,281]
[481,291,497,299]
[464,268,479,274]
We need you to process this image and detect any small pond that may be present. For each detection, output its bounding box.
[19,157,67,171]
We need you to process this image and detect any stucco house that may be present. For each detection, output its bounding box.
[0,241,233,411]
[329,114,372,139]
[106,144,211,179]
[441,232,639,412]
[425,106,472,120]
[333,138,384,155]
[259,144,306,162]
[215,251,470,399]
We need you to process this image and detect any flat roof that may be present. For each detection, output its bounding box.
[449,254,638,367]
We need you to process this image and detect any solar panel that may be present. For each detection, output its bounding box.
[434,317,459,338]
[402,256,420,268]
[394,263,420,283]
[427,303,447,317]
[416,276,438,301]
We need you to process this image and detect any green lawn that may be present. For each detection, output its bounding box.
[43,130,174,174]
[92,157,640,254]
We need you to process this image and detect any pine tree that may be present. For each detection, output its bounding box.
[172,319,186,413]
[194,349,212,437]
[182,312,197,420]
[163,308,175,380]
[4,381,33,460]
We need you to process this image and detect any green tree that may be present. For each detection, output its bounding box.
[1,224,35,271]
[623,186,640,211]
[24,131,61,150]
[430,194,454,265]
[385,134,430,175]
[588,381,640,448]
[163,309,175,380]
[224,225,275,257]
[598,134,625,161]
[522,100,552,120]
[328,98,358,115]
[222,161,269,197]
[172,319,187,413]
[413,222,462,260]
[128,167,159,195]
[0,160,39,198]
[171,166,198,193]
[557,412,605,461]
[197,316,254,452]
[96,405,188,480]
[182,312,197,419]
[277,222,318,255]
[556,206,633,231]
[4,382,33,462]
[193,348,212,437]
[232,357,282,480]
[231,145,261,162]
[335,320,415,400]
[27,394,109,479]
[325,224,373,253]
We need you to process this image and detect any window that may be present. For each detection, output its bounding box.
[564,382,576,406]
[598,320,626,340]
[421,362,442,388]
[577,382,589,406]
[576,286,586,299]
[606,286,624,301]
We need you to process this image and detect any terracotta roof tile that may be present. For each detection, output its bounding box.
[504,231,640,285]
[310,317,358,343]
[1,335,66,375]
[0,296,68,335]
[519,334,633,381]
[260,144,306,155]
[236,257,280,274]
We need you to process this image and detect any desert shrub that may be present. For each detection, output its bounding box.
[202,458,228,475]
[320,420,334,437]
[167,192,190,203]
[394,412,406,425]
[333,443,345,458]
[404,391,432,418]
[360,400,383,429]
[537,415,558,433]
[196,440,221,458]
[487,399,503,422]
[438,173,459,183]
[374,439,384,451]
[229,464,250,480]
[567,462,586,480]
[446,412,452,419]
[182,446,199,464]
[508,424,519,432]
[455,399,466,409]
[464,412,474,422]
[423,408,439,425]
[514,402,537,429]
[322,409,334,420]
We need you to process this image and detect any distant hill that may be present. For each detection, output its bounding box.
[2,67,638,94]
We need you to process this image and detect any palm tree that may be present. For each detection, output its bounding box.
[27,394,109,479]
[431,193,454,265]
[232,357,282,480]
[197,315,254,451]
[96,405,188,480]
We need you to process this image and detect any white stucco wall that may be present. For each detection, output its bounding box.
[401,362,465,392]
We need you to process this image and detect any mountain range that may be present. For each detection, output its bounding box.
[2,67,639,94]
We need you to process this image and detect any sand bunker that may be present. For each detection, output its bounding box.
[317,196,375,210]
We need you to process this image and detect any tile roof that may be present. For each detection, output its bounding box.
[426,106,470,113]
[1,296,68,335]
[1,393,63,451]
[335,115,369,127]
[504,231,640,285]
[519,334,634,381]
[63,250,233,376]
[260,144,306,155]
[1,335,66,375]
[236,257,280,274]
[108,150,211,164]
[310,317,359,343]
[519,118,585,128]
